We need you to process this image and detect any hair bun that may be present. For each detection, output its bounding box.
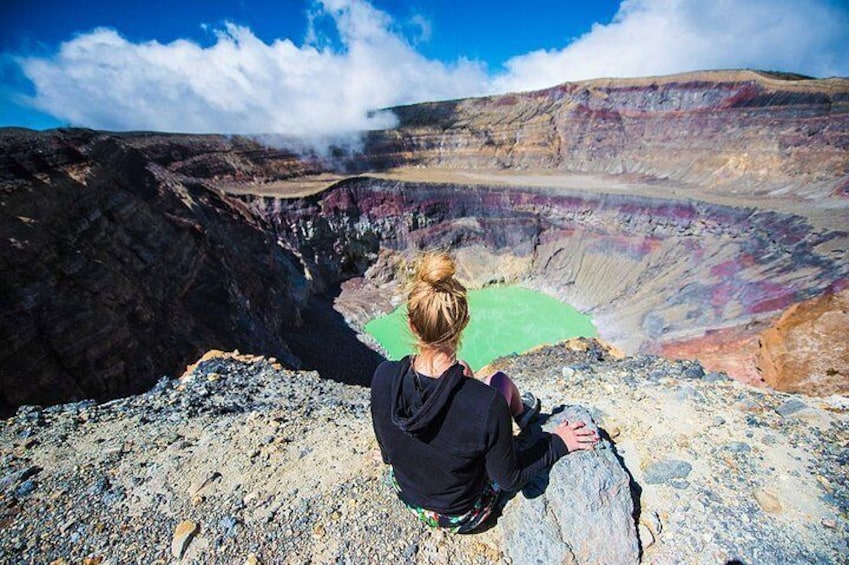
[415,252,456,287]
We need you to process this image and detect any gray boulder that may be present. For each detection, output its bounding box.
[501,405,640,565]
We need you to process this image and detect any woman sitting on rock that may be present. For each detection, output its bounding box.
[370,251,598,533]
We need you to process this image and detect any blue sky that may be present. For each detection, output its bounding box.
[1,0,848,134]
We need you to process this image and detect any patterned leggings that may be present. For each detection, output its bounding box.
[388,467,501,534]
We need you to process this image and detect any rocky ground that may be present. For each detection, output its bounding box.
[1,343,847,564]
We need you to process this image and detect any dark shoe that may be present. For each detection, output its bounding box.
[515,391,541,430]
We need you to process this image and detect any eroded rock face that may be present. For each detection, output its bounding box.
[0,129,310,414]
[248,178,849,363]
[363,70,849,200]
[756,289,849,395]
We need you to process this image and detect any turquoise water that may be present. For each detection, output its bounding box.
[364,286,597,372]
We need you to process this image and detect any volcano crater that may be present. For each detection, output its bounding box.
[244,173,848,390]
[3,71,848,412]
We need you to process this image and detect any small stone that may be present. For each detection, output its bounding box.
[0,465,41,492]
[171,520,199,559]
[712,416,726,426]
[607,426,621,439]
[313,524,325,538]
[815,474,833,492]
[821,518,837,529]
[219,515,238,536]
[403,543,419,560]
[15,479,36,497]
[753,489,782,513]
[49,559,68,565]
[724,442,751,453]
[83,558,103,565]
[683,364,706,379]
[88,476,109,495]
[638,523,655,549]
[734,399,762,412]
[703,372,728,382]
[59,518,76,534]
[271,363,283,371]
[644,460,692,485]
[776,398,807,417]
[245,553,261,565]
[207,373,220,382]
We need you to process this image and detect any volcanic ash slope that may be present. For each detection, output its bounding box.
[1,342,846,564]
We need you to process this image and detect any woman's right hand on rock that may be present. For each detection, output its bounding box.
[554,420,599,452]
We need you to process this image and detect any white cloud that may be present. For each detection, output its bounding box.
[13,0,849,136]
[493,0,849,93]
[19,0,488,136]
[408,14,433,44]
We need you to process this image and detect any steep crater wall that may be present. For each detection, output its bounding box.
[247,177,849,378]
[361,71,849,200]
[0,130,312,414]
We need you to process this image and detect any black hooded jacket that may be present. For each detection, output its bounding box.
[370,356,567,515]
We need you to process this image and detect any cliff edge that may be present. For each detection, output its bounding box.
[1,342,846,564]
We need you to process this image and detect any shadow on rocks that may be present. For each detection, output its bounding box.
[597,426,644,559]
[468,406,576,533]
[467,412,560,534]
[281,284,385,387]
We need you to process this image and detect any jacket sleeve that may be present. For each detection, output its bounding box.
[483,395,568,492]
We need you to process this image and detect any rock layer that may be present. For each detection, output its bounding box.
[248,177,849,373]
[756,289,849,395]
[363,70,849,201]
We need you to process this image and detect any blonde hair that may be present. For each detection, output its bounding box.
[406,252,469,352]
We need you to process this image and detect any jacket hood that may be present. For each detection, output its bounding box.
[390,356,466,437]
